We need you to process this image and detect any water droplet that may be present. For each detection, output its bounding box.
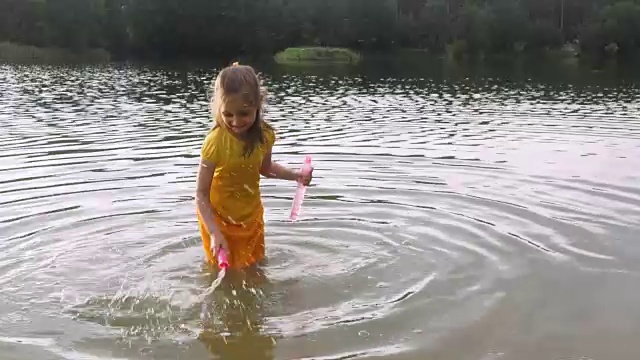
[376,282,389,288]
[413,329,423,334]
[358,330,370,337]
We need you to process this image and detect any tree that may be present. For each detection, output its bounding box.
[1,0,639,59]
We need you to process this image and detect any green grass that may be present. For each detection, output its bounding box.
[274,47,361,65]
[0,42,110,64]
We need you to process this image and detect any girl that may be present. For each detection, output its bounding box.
[196,63,312,269]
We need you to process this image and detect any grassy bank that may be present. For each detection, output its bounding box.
[0,42,110,64]
[274,47,361,65]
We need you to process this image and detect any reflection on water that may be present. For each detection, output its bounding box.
[198,267,276,360]
[1,60,640,360]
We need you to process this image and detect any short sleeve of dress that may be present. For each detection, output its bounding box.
[264,125,276,150]
[201,128,221,163]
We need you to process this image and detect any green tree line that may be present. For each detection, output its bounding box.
[1,0,639,60]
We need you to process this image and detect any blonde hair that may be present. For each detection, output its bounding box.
[210,62,273,157]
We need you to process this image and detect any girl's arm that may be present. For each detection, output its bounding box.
[260,147,302,182]
[195,159,227,250]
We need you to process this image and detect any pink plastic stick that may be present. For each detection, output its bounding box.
[217,247,229,270]
[289,155,313,221]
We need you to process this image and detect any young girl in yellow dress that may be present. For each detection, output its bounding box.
[196,63,313,269]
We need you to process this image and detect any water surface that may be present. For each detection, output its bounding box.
[1,61,640,360]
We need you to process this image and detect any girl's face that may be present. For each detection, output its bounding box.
[220,96,257,136]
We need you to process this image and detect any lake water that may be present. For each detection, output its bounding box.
[1,60,640,360]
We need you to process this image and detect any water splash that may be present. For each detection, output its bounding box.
[199,268,226,301]
[197,248,229,321]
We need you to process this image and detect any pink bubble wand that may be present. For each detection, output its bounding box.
[217,247,229,270]
[289,155,312,221]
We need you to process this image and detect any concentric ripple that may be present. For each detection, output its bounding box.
[1,62,640,360]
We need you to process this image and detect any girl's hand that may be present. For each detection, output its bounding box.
[212,228,229,258]
[297,167,313,186]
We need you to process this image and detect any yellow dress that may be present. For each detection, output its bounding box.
[197,124,275,269]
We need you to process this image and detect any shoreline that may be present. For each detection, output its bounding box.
[0,41,631,74]
[0,42,110,64]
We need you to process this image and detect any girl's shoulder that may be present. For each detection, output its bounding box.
[203,125,230,145]
[262,122,276,146]
[201,126,227,162]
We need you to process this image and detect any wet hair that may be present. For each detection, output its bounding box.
[210,62,273,157]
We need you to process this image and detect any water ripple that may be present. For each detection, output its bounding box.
[1,63,640,359]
